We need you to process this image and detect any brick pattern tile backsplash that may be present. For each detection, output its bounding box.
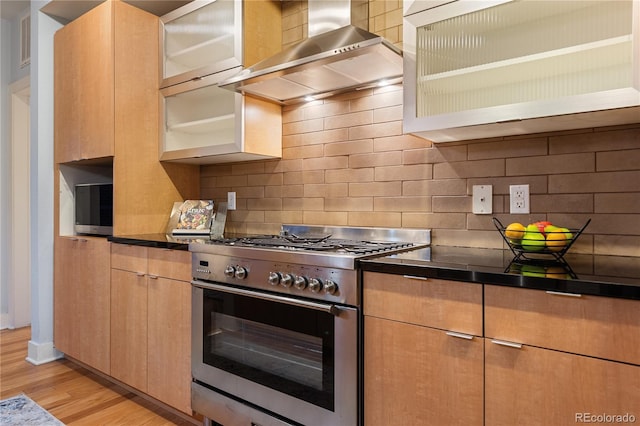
[200,1,640,258]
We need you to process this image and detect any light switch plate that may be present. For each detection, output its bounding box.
[227,192,236,210]
[472,185,492,214]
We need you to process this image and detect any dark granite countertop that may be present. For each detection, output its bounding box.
[108,233,207,250]
[359,246,640,301]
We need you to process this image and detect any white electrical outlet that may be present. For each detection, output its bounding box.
[227,191,236,210]
[509,184,530,214]
[472,185,492,214]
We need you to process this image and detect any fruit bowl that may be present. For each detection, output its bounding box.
[493,217,590,262]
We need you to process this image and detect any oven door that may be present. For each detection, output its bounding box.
[191,281,359,426]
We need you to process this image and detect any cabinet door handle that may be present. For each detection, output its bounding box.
[491,339,523,349]
[446,331,474,340]
[78,238,88,243]
[546,290,582,298]
[148,275,158,279]
[70,237,79,241]
[403,275,428,281]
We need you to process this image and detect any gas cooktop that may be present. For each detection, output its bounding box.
[208,234,416,255]
[189,225,431,270]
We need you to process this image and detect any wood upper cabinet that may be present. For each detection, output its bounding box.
[54,2,114,163]
[53,0,200,235]
[363,272,483,426]
[54,236,111,374]
[110,244,192,414]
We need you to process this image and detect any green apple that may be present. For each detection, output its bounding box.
[521,265,546,277]
[521,230,546,251]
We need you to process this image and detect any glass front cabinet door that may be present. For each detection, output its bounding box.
[160,0,242,88]
[158,0,282,164]
[403,0,640,142]
[160,69,282,164]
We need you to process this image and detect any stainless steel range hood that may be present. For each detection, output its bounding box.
[219,0,403,105]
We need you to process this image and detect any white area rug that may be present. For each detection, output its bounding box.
[0,393,64,425]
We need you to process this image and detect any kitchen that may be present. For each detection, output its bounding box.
[1,0,639,425]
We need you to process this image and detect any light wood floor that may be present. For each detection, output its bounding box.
[1,326,196,425]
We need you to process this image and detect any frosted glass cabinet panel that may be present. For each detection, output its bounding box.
[160,68,282,164]
[161,0,242,88]
[161,69,240,161]
[403,0,640,142]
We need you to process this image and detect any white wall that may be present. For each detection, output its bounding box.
[27,0,63,364]
[0,16,11,327]
[0,8,30,329]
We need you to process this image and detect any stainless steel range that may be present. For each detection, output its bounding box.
[190,225,430,426]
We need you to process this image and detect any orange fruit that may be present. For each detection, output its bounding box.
[546,232,567,252]
[505,222,526,240]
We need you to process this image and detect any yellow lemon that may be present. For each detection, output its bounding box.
[505,222,526,240]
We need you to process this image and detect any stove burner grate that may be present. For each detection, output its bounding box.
[209,235,414,255]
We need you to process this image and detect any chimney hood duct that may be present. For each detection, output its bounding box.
[219,0,403,105]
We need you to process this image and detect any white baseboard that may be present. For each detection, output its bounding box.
[0,313,9,330]
[26,339,64,365]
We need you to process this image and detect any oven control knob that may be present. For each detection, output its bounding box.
[309,278,323,293]
[224,265,235,277]
[324,279,338,295]
[268,272,281,286]
[234,266,247,280]
[280,273,294,288]
[294,275,308,290]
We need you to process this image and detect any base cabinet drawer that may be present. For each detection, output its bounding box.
[363,271,482,335]
[485,285,640,365]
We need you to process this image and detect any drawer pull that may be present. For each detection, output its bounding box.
[403,275,428,281]
[491,339,523,349]
[148,275,158,280]
[546,290,582,298]
[136,272,145,277]
[446,331,474,340]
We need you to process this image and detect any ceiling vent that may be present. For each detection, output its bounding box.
[20,13,31,68]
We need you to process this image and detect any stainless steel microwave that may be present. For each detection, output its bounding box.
[75,183,113,236]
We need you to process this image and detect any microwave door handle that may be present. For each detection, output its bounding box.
[191,280,341,316]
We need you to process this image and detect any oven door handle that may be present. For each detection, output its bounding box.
[192,280,342,316]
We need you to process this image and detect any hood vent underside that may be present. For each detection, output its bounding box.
[219,2,403,105]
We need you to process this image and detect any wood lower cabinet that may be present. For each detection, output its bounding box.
[485,284,640,426]
[363,272,483,426]
[485,340,640,426]
[111,267,148,392]
[485,285,640,365]
[147,248,191,414]
[365,316,484,426]
[53,236,111,374]
[110,244,192,414]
